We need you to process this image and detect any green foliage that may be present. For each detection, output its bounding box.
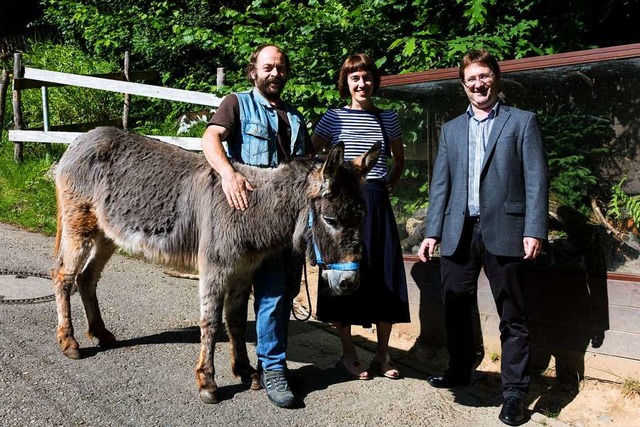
[389,0,546,71]
[374,98,432,219]
[2,0,635,236]
[547,155,596,212]
[37,0,611,126]
[608,178,640,227]
[540,112,614,215]
[18,41,122,129]
[0,137,58,235]
[200,0,405,116]
[393,175,429,221]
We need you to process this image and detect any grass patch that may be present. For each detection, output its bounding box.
[621,376,640,399]
[0,139,61,235]
[539,407,561,419]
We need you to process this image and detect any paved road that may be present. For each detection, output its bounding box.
[0,223,560,427]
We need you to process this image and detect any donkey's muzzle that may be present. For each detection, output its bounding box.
[322,269,360,296]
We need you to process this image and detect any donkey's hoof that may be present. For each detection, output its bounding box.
[240,371,261,390]
[98,337,118,349]
[63,348,81,359]
[250,374,261,391]
[199,389,218,404]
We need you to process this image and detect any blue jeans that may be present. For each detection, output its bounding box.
[253,250,294,371]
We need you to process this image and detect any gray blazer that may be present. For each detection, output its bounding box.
[424,103,549,257]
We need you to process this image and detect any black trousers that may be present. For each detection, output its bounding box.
[440,217,530,398]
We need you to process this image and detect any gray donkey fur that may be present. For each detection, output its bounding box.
[52,126,380,404]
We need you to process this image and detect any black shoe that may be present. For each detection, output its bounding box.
[260,369,295,408]
[498,396,526,426]
[426,373,471,388]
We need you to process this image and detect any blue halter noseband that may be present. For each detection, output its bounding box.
[308,210,360,271]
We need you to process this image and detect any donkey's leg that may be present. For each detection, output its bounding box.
[76,232,117,348]
[52,202,98,360]
[225,272,259,390]
[195,265,226,404]
[53,264,84,359]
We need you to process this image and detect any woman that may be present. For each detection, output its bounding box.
[311,53,410,380]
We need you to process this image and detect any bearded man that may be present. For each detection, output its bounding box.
[201,44,312,408]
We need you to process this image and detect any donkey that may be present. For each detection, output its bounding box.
[52,126,380,404]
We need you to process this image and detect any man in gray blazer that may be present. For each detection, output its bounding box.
[418,49,548,426]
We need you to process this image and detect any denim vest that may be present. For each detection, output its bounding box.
[228,88,306,167]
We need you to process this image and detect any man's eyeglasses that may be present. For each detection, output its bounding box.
[463,73,495,86]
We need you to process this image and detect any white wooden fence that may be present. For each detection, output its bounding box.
[7,52,225,156]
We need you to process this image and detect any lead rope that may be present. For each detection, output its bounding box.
[291,262,312,321]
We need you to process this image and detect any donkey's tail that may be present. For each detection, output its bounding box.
[53,186,62,258]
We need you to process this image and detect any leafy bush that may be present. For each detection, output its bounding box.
[608,178,640,230]
[40,0,615,127]
[18,41,122,130]
[540,112,614,215]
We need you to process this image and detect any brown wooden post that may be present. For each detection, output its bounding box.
[0,69,10,142]
[122,51,131,130]
[12,52,24,163]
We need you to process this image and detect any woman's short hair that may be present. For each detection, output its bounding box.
[246,44,291,85]
[458,49,502,81]
[337,53,380,98]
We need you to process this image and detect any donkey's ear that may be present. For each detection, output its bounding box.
[318,142,344,195]
[352,141,381,177]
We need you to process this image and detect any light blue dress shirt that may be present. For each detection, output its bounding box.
[466,101,500,217]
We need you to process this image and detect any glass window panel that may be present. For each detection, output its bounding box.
[379,57,640,277]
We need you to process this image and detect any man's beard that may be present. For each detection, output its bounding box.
[256,76,285,101]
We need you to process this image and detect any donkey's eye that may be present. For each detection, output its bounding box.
[322,215,338,227]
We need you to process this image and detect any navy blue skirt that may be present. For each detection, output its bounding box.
[316,180,411,327]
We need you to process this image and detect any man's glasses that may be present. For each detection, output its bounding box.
[463,73,495,86]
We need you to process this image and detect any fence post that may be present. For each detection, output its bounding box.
[12,52,24,163]
[41,86,50,131]
[122,51,131,130]
[216,67,225,87]
[41,85,52,156]
[0,69,10,142]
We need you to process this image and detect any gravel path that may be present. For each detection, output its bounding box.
[0,222,559,427]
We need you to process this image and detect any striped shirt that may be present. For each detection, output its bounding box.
[313,107,401,180]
